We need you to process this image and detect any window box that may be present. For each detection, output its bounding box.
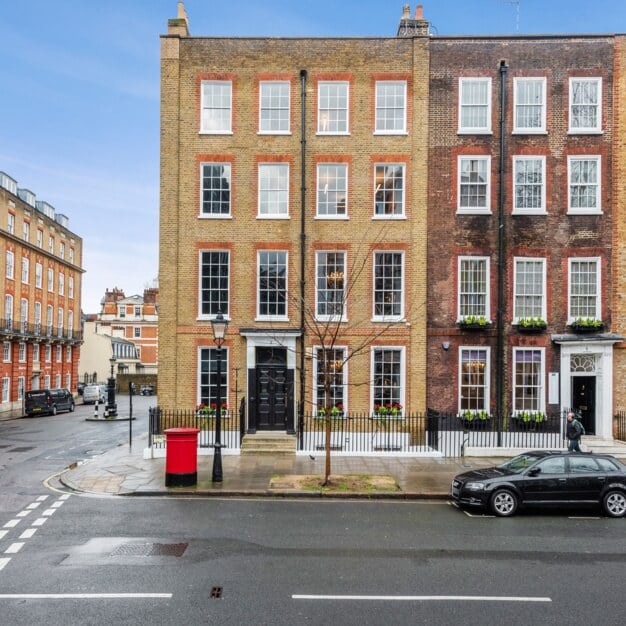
[512,411,546,430]
[514,317,547,333]
[458,315,492,330]
[458,410,491,429]
[569,318,604,333]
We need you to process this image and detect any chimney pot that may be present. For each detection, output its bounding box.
[415,5,424,20]
[402,4,410,19]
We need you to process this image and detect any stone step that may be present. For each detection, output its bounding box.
[240,433,297,456]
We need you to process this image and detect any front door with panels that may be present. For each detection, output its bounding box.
[572,375,596,435]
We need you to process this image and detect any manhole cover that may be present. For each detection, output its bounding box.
[110,543,187,557]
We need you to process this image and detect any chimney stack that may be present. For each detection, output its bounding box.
[168,1,190,36]
[397,4,429,37]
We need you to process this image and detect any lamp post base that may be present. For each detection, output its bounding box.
[211,443,223,482]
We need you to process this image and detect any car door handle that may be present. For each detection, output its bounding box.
[558,478,567,482]
[597,476,606,481]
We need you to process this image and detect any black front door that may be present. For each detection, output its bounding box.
[247,348,294,432]
[572,376,595,435]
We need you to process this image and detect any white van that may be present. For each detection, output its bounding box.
[83,384,107,404]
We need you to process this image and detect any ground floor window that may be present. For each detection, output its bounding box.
[513,348,544,413]
[459,347,489,413]
[2,377,9,402]
[314,347,346,411]
[371,347,403,410]
[198,347,228,409]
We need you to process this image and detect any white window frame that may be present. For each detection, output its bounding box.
[512,347,545,415]
[36,229,43,248]
[45,345,51,363]
[457,156,491,214]
[513,258,547,322]
[67,311,74,340]
[373,164,406,218]
[5,294,13,327]
[17,376,25,401]
[257,250,288,321]
[569,77,602,134]
[59,242,65,259]
[35,262,42,289]
[20,298,28,332]
[7,213,14,234]
[67,345,72,363]
[259,80,290,134]
[33,343,40,363]
[513,77,547,133]
[3,342,10,362]
[21,257,29,284]
[59,272,65,296]
[18,342,26,363]
[48,236,54,254]
[258,163,289,218]
[315,251,347,322]
[316,164,348,218]
[134,327,141,338]
[370,346,405,412]
[1,377,9,403]
[200,80,232,134]
[317,81,349,135]
[458,347,491,414]
[200,162,231,217]
[69,276,74,299]
[313,346,348,413]
[56,345,62,363]
[458,77,492,134]
[23,221,30,242]
[46,305,53,336]
[199,250,230,320]
[373,251,404,322]
[197,346,229,409]
[513,156,546,214]
[44,375,50,389]
[5,251,14,279]
[568,155,601,214]
[568,257,601,322]
[374,81,407,135]
[47,268,54,292]
[458,256,490,321]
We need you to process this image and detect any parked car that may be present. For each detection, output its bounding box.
[140,384,154,396]
[451,450,626,518]
[24,388,75,417]
[82,384,108,404]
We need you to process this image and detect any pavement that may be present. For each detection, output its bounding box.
[57,432,506,499]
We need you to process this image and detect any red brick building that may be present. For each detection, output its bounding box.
[426,36,620,438]
[0,171,83,416]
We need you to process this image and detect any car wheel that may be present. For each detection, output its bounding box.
[602,490,626,518]
[69,403,75,412]
[51,405,57,416]
[490,489,519,517]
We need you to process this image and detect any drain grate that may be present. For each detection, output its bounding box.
[110,543,188,557]
[210,587,223,599]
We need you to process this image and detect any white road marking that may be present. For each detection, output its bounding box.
[4,543,24,554]
[31,518,47,527]
[0,530,7,540]
[19,529,37,539]
[0,558,10,571]
[16,511,31,518]
[26,503,41,510]
[0,593,172,599]
[463,510,495,518]
[51,501,64,508]
[292,594,552,602]
[60,495,71,500]
[35,496,48,502]
[42,509,56,516]
[3,520,20,528]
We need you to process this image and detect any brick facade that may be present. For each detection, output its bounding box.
[0,172,83,416]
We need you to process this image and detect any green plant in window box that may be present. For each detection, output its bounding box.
[515,317,547,331]
[459,315,491,329]
[569,317,604,332]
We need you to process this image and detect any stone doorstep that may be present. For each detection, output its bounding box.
[240,433,297,456]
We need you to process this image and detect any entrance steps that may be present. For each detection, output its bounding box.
[582,436,626,458]
[241,432,297,456]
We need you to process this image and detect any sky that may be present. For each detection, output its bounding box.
[1,0,625,313]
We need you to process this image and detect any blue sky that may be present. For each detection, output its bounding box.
[1,0,625,312]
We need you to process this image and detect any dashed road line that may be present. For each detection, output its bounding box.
[0,558,10,571]
[19,529,37,539]
[31,518,47,527]
[4,543,24,554]
[292,594,552,602]
[0,530,7,540]
[3,520,20,529]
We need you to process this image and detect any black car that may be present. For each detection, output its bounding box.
[140,384,154,396]
[451,450,626,518]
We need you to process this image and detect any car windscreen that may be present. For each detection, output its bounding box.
[497,453,542,474]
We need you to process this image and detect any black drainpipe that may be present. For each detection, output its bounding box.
[298,69,307,446]
[496,59,508,447]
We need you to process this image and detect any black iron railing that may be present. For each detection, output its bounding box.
[615,411,626,443]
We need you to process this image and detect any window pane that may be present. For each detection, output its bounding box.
[374,252,403,318]
[514,349,542,412]
[515,79,544,130]
[374,165,404,216]
[260,82,290,132]
[317,165,347,216]
[318,82,348,133]
[200,251,229,316]
[201,82,232,133]
[199,347,228,408]
[316,348,345,409]
[373,349,402,407]
[571,79,599,130]
[514,158,543,210]
[317,252,345,317]
[459,158,488,209]
[570,260,598,318]
[375,82,406,132]
[259,164,289,215]
[460,349,488,411]
[259,251,287,317]
[459,258,487,317]
[514,260,544,319]
[201,164,231,215]
[460,79,489,130]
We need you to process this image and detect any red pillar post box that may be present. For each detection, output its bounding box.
[164,428,201,487]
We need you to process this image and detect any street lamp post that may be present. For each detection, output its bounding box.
[106,355,118,417]
[210,311,228,482]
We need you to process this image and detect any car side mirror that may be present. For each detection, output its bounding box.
[527,467,541,477]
